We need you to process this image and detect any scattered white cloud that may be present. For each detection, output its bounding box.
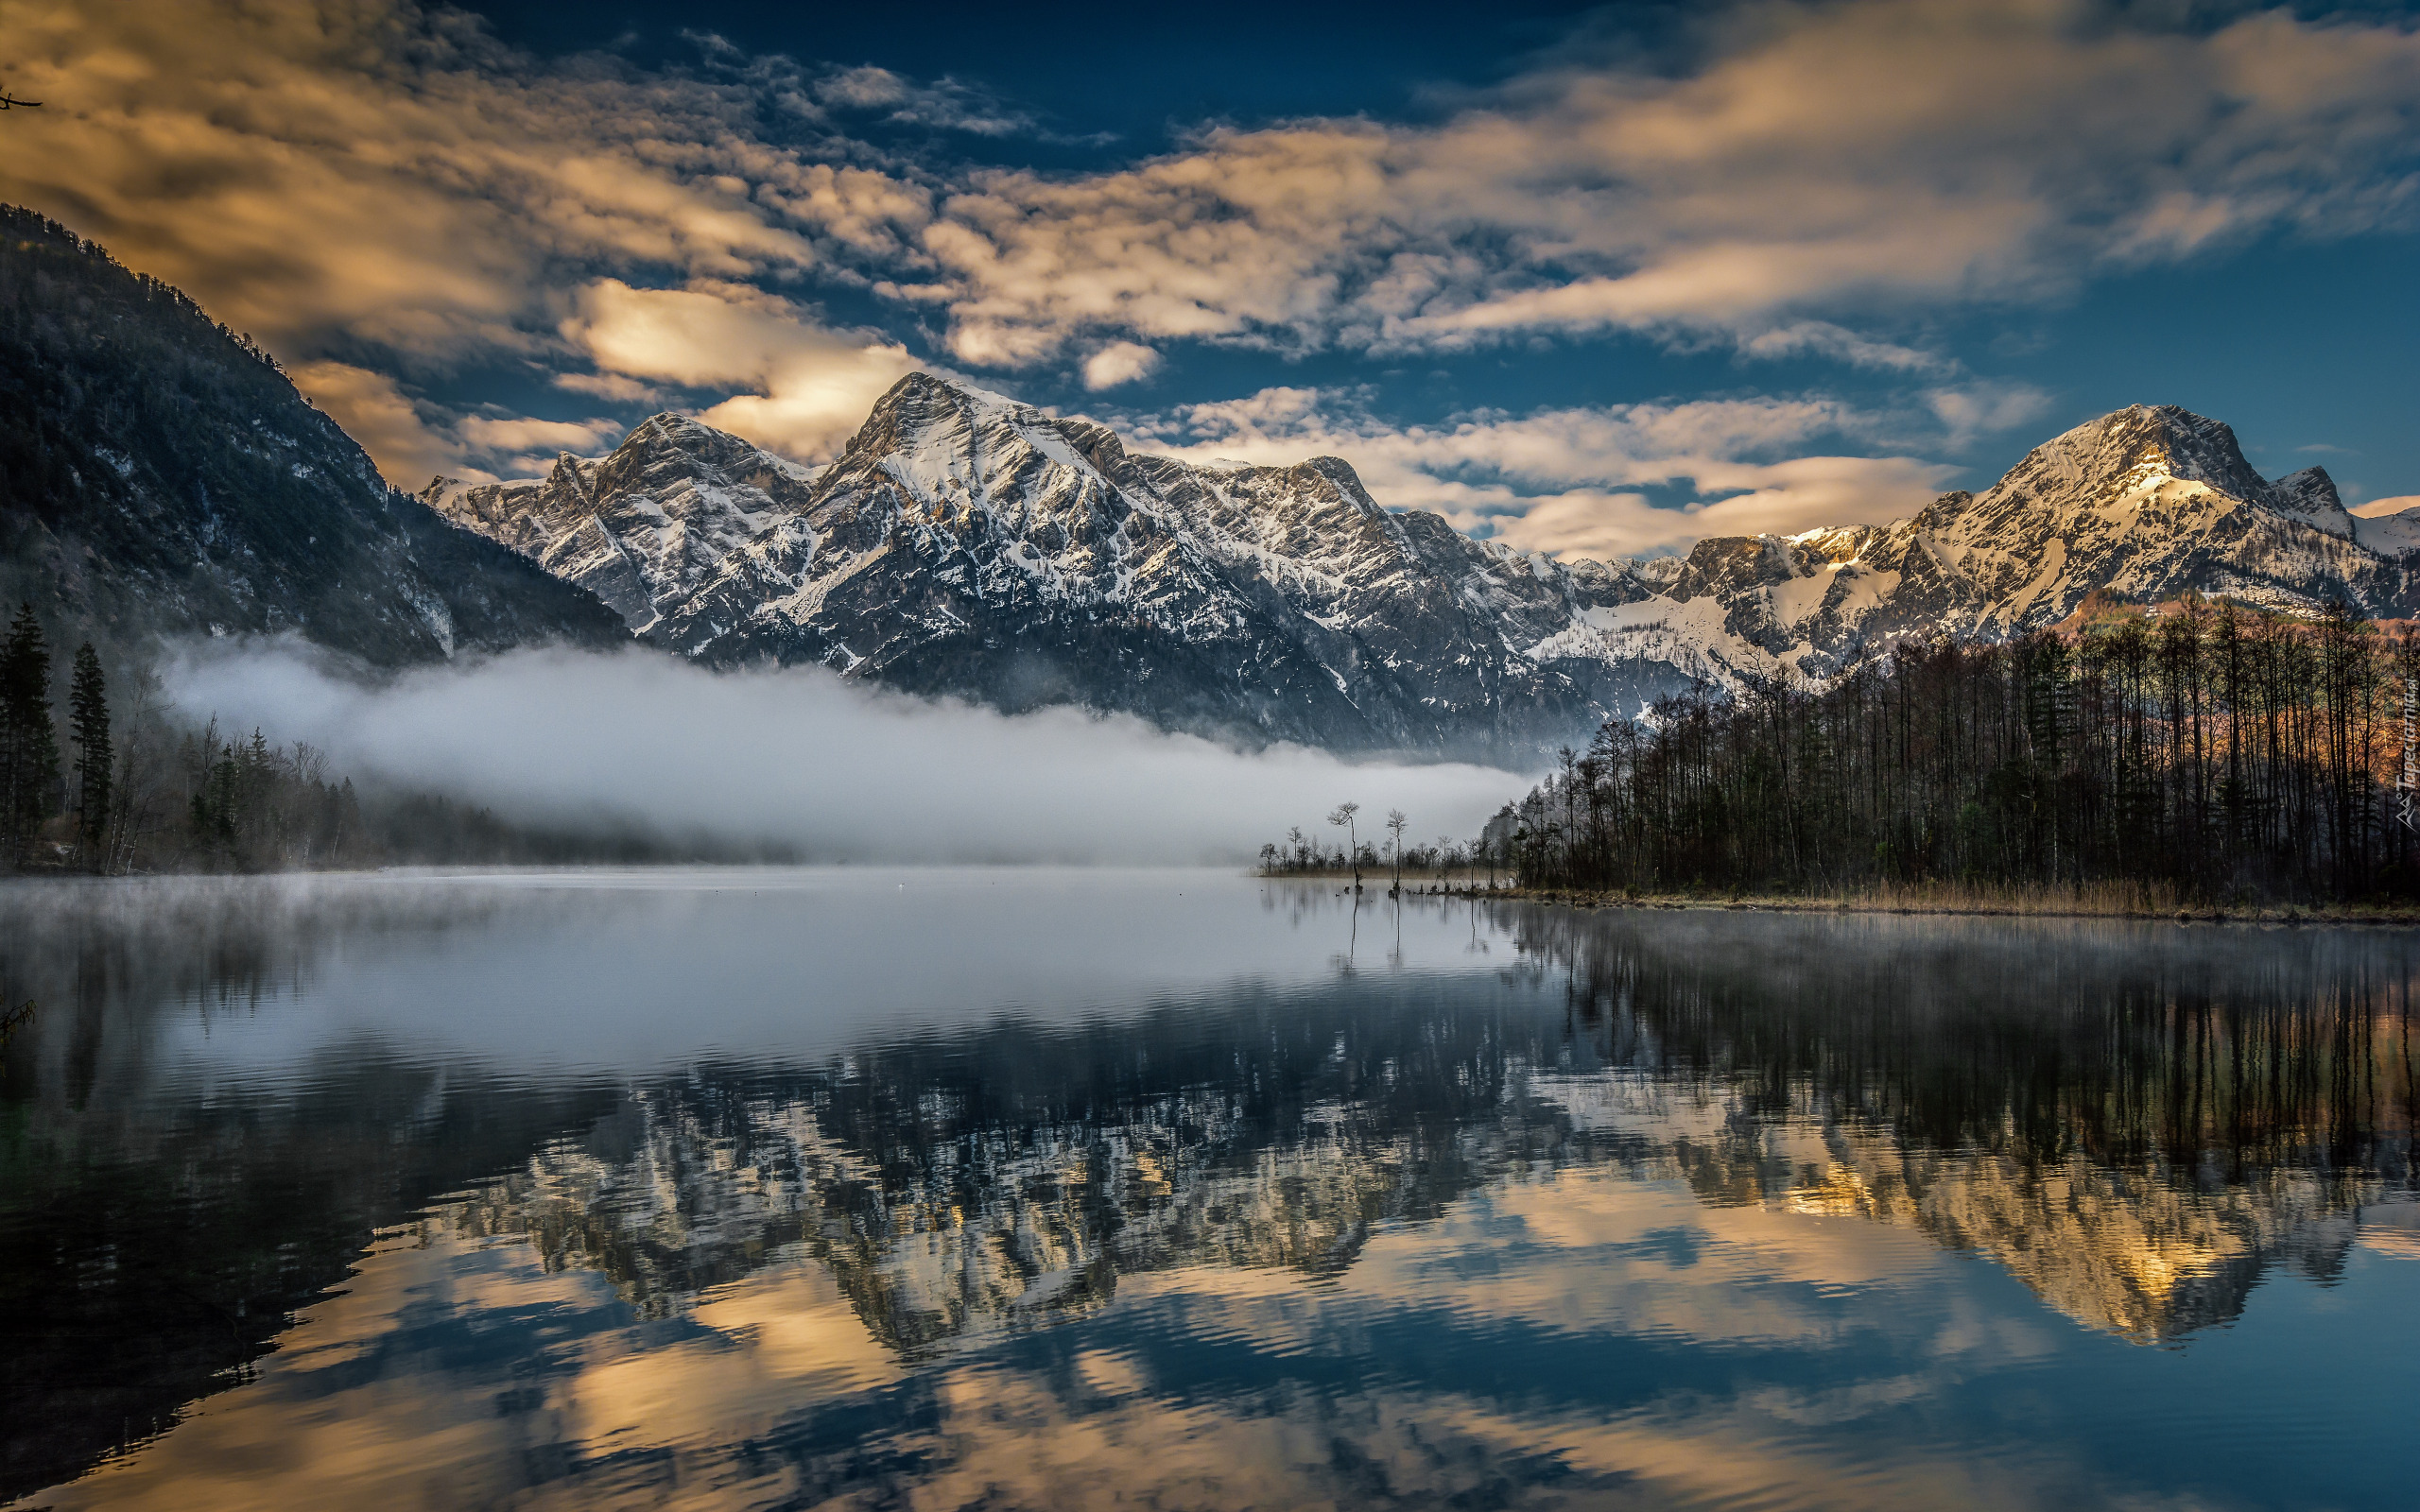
[454,414,627,476]
[909,1,2420,365]
[2351,495,2420,519]
[551,371,672,406]
[1118,387,1962,558]
[779,61,1051,140]
[21,0,2412,391]
[1731,322,1953,374]
[1924,381,2056,448]
[1081,341,1163,390]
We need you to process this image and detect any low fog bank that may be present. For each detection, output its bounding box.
[161,643,1533,864]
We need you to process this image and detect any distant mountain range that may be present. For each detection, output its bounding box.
[424,377,1666,759]
[8,204,2416,759]
[427,381,2420,758]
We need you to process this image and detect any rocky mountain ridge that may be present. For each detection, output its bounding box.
[1654,403,2419,683]
[430,374,1679,760]
[431,386,2420,757]
[8,203,2411,755]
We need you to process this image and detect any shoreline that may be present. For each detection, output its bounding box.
[1262,873,2420,926]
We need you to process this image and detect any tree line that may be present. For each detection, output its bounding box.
[1504,595,2420,904]
[0,602,377,871]
[0,603,693,873]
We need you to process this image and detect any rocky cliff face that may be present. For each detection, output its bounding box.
[1649,404,2420,683]
[425,385,2420,754]
[433,374,1680,760]
[0,207,627,664]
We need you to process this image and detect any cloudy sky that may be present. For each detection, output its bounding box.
[3,0,2414,557]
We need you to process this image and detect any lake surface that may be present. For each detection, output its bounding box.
[2,868,2415,1511]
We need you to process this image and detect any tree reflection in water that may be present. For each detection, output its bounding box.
[2,876,2415,1510]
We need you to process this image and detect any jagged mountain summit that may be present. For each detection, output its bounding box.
[432,386,2418,758]
[432,374,1680,760]
[0,207,626,663]
[1654,404,2419,683]
[4,204,2407,754]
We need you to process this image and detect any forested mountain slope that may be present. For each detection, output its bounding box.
[0,207,625,663]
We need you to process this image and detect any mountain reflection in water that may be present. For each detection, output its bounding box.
[2,871,2415,1511]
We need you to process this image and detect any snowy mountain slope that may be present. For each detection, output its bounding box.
[1650,404,2420,683]
[428,390,2416,756]
[423,415,815,633]
[441,374,1688,758]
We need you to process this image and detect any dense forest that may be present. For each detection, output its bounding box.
[0,205,622,663]
[1504,595,2420,904]
[0,603,741,873]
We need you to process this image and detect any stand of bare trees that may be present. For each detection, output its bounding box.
[1258,810,1512,886]
[1508,599,2420,904]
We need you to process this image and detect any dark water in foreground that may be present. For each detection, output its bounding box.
[1,870,2415,1511]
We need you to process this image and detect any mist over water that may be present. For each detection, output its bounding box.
[159,642,1531,863]
[161,643,1529,866]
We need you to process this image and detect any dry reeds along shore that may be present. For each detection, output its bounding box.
[1259,865,2420,922]
[1483,878,2420,924]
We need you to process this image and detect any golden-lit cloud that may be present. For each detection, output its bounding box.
[1080,340,1162,390]
[19,0,2413,391]
[0,1,820,356]
[1122,386,1969,557]
[2352,495,2420,519]
[560,280,917,461]
[288,360,624,487]
[0,0,918,477]
[285,360,469,488]
[4,0,2411,534]
[917,0,2420,364]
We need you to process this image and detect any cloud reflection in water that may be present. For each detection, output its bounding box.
[3,874,2415,1510]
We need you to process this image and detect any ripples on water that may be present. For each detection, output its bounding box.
[1,869,2414,1510]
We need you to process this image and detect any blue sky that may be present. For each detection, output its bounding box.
[4,0,2414,555]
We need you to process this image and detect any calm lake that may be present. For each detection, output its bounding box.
[2,868,2415,1510]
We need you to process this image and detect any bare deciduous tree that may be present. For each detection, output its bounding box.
[1328,801,1361,886]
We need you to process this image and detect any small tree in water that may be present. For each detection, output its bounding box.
[1328,801,1361,886]
[1387,809,1409,893]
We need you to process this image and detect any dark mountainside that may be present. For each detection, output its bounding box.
[0,207,626,664]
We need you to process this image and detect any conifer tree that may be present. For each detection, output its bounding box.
[68,643,111,862]
[0,604,59,860]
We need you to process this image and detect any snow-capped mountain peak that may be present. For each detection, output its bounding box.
[1641,403,2410,683]
[430,386,2418,755]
